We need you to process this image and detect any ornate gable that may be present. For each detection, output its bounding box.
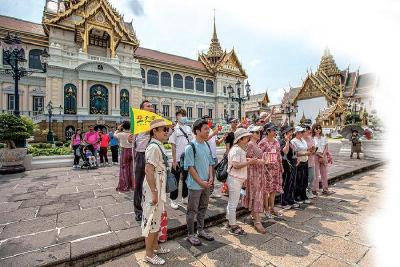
[43,0,139,57]
[217,49,247,77]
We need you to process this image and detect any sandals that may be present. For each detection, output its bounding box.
[254,222,267,234]
[322,190,335,195]
[270,210,283,217]
[228,225,246,236]
[154,247,170,254]
[144,255,165,265]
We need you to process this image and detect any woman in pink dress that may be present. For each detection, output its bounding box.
[115,121,135,192]
[259,123,284,218]
[242,125,267,234]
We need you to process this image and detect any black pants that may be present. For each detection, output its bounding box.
[110,145,119,163]
[294,161,308,201]
[72,145,80,165]
[281,160,296,206]
[99,147,108,163]
[170,162,188,200]
[134,152,146,216]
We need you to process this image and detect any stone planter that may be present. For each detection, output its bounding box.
[0,147,27,174]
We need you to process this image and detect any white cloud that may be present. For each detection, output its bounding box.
[249,59,261,68]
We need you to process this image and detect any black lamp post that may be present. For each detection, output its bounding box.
[227,80,251,121]
[46,101,54,144]
[0,33,49,117]
[280,101,298,126]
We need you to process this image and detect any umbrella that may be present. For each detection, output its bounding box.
[340,124,364,139]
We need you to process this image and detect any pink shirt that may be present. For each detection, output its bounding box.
[72,134,81,146]
[304,136,316,167]
[84,131,99,146]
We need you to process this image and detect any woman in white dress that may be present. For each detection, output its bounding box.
[142,119,172,265]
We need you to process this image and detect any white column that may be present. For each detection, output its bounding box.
[80,80,89,115]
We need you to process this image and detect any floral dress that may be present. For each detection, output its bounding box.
[259,138,283,194]
[141,139,167,237]
[242,141,265,213]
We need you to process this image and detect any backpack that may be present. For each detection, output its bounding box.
[215,154,228,182]
[180,141,211,180]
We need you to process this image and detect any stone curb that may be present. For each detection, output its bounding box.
[8,160,384,267]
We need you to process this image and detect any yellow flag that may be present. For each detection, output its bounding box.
[130,108,172,135]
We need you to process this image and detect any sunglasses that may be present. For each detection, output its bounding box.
[156,127,169,132]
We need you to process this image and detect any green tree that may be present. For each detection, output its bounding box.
[0,114,30,149]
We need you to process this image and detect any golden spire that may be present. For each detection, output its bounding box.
[317,46,341,77]
[206,9,224,63]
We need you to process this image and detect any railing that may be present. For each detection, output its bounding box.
[0,110,45,123]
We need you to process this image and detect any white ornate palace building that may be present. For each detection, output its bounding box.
[0,0,248,141]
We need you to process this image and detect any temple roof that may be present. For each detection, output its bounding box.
[0,15,45,36]
[135,47,207,71]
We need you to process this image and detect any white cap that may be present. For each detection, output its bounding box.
[294,126,305,133]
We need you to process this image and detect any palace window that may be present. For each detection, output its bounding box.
[223,86,226,95]
[161,72,171,87]
[7,94,15,110]
[187,107,193,119]
[89,84,108,115]
[196,78,204,92]
[64,83,77,114]
[206,80,214,93]
[29,49,43,70]
[185,76,194,90]
[33,96,44,113]
[141,68,145,84]
[162,105,170,118]
[208,109,213,118]
[175,105,182,112]
[231,110,235,117]
[173,74,183,88]
[120,89,129,116]
[197,107,203,118]
[152,104,158,113]
[147,70,159,85]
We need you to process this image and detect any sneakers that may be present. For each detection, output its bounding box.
[292,203,300,208]
[210,191,222,198]
[186,235,202,246]
[144,255,165,265]
[304,199,311,204]
[197,230,215,241]
[294,200,304,204]
[228,225,246,236]
[306,190,316,199]
[282,205,292,210]
[264,211,274,219]
[181,198,188,205]
[170,200,179,209]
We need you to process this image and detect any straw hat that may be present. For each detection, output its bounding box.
[233,128,252,144]
[294,126,305,133]
[149,119,171,132]
[248,125,263,132]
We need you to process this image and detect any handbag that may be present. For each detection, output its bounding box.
[149,142,177,193]
[215,154,229,182]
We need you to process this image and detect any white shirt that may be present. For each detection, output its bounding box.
[207,134,217,159]
[114,131,132,148]
[228,145,247,180]
[291,137,308,162]
[314,136,327,153]
[168,123,193,162]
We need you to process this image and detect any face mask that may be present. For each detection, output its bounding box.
[179,117,189,125]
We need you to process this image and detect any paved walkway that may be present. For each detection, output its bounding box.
[0,156,383,266]
[100,167,383,267]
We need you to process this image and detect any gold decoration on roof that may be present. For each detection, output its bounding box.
[317,47,341,80]
[206,13,224,61]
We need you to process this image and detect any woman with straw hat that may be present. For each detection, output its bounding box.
[226,128,260,236]
[142,119,172,265]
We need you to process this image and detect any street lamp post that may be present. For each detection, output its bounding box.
[280,101,298,126]
[227,80,251,121]
[0,33,49,117]
[46,101,54,144]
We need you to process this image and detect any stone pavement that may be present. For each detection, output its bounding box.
[0,156,383,266]
[100,167,383,267]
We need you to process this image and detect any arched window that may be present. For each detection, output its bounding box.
[120,89,130,116]
[147,70,159,85]
[196,78,204,92]
[64,83,77,114]
[89,84,108,114]
[173,74,183,88]
[29,49,43,70]
[141,68,145,84]
[161,72,171,87]
[65,126,75,141]
[185,76,194,90]
[206,80,214,93]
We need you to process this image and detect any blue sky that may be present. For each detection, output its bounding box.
[0,0,371,104]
